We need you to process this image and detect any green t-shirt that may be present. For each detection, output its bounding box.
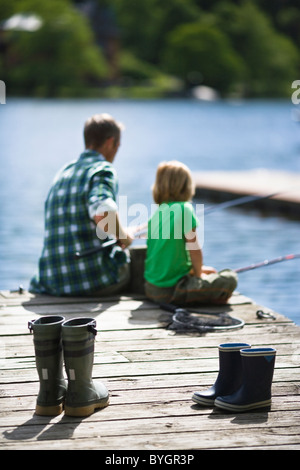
[145,201,199,287]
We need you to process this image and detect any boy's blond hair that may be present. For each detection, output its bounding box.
[152,160,195,204]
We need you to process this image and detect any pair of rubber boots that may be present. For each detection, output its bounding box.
[28,315,109,417]
[192,343,276,412]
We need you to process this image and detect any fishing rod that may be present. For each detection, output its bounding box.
[75,226,300,274]
[202,190,282,214]
[234,253,300,273]
[134,187,299,238]
[158,253,300,332]
[76,237,300,276]
[199,181,300,214]
[74,238,117,258]
[74,186,299,255]
[74,222,150,258]
[74,187,299,258]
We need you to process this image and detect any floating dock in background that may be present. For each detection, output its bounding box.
[194,169,300,217]
[1,283,300,450]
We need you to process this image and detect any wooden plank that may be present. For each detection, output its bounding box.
[1,354,299,385]
[0,299,293,339]
[1,326,299,363]
[193,169,300,217]
[1,400,300,435]
[2,422,300,450]
[1,288,300,451]
[194,169,300,202]
[0,378,296,402]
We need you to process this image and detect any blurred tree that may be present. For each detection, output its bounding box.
[276,6,300,49]
[0,0,108,96]
[161,21,246,95]
[1,0,298,97]
[109,0,299,97]
[109,0,200,64]
[214,1,299,96]
[74,0,121,81]
[254,0,300,44]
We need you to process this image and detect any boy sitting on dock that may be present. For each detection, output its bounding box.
[144,161,238,305]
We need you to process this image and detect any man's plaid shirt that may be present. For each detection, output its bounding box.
[30,150,127,296]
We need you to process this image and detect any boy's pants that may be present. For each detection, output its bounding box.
[145,269,238,306]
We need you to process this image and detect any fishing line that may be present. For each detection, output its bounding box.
[134,186,299,238]
[197,184,300,215]
[201,190,281,214]
[74,187,299,257]
[158,253,300,333]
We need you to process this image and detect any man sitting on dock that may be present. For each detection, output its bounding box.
[30,113,133,297]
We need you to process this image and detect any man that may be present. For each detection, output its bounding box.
[30,113,133,296]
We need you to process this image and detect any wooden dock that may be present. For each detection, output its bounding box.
[194,169,300,217]
[1,284,300,451]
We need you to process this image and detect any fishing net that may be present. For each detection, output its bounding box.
[160,303,244,334]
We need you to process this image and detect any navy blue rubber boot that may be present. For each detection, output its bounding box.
[214,347,276,412]
[192,343,251,406]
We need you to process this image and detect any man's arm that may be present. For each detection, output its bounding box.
[94,212,133,248]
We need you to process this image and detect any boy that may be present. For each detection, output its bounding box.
[144,161,238,305]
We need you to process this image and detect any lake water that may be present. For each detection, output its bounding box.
[0,98,299,325]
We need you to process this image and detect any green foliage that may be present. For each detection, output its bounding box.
[109,0,299,97]
[110,0,200,64]
[115,50,182,98]
[215,1,299,96]
[1,0,108,97]
[161,21,246,95]
[0,0,299,97]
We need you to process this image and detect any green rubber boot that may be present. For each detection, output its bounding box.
[28,315,67,416]
[62,317,109,417]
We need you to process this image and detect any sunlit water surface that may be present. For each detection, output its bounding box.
[0,98,299,324]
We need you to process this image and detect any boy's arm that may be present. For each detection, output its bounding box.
[185,228,203,277]
[185,228,217,277]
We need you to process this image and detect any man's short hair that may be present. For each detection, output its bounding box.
[84,113,124,149]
